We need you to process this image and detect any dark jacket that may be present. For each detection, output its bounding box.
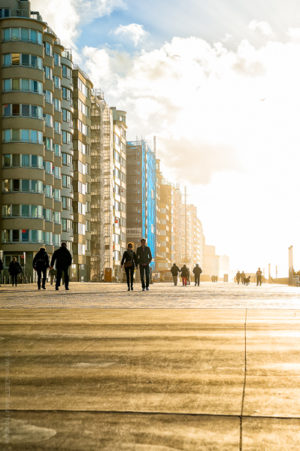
[136,246,152,266]
[0,258,3,271]
[33,249,49,270]
[121,250,137,267]
[51,246,72,269]
[170,265,180,276]
[9,261,22,275]
[193,266,202,277]
[180,266,189,278]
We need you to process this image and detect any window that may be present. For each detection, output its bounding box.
[78,79,89,97]
[2,129,44,144]
[54,121,61,134]
[53,167,61,179]
[53,212,61,224]
[54,53,61,66]
[0,9,10,18]
[54,144,61,156]
[54,189,61,201]
[44,114,53,128]
[62,153,72,166]
[44,90,53,104]
[62,131,72,144]
[54,98,61,111]
[44,66,52,80]
[62,64,71,79]
[62,197,72,210]
[62,109,72,123]
[44,137,53,151]
[3,28,42,44]
[53,76,61,89]
[3,53,42,69]
[62,87,71,100]
[22,205,30,217]
[13,230,19,242]
[22,229,29,242]
[3,79,43,94]
[44,184,52,198]
[44,161,52,174]
[44,42,52,56]
[62,175,71,187]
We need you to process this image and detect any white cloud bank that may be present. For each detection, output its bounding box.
[114,23,147,47]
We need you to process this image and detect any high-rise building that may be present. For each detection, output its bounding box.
[71,67,92,281]
[0,0,64,277]
[111,108,127,280]
[61,49,74,249]
[126,140,156,268]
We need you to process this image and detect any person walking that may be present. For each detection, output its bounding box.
[241,271,246,285]
[50,242,72,291]
[170,263,180,286]
[121,243,137,291]
[8,257,22,287]
[256,267,263,286]
[136,239,152,291]
[193,264,202,286]
[180,264,189,287]
[33,247,49,290]
[236,271,241,284]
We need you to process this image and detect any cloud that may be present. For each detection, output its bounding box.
[114,23,147,47]
[31,0,126,48]
[248,20,273,36]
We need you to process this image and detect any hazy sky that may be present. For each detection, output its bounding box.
[32,0,300,275]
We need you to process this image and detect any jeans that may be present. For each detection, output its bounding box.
[125,267,134,288]
[140,264,150,288]
[56,267,69,289]
[11,274,18,286]
[37,268,47,289]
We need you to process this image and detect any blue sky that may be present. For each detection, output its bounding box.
[77,0,300,52]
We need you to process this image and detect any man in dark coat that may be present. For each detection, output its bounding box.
[170,263,180,286]
[33,247,49,290]
[136,239,152,291]
[8,257,22,286]
[193,264,202,286]
[50,242,72,291]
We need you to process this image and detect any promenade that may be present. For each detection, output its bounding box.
[1,282,300,450]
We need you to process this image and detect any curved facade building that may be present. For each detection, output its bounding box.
[0,0,63,278]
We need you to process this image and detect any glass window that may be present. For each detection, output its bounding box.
[31,30,37,43]
[44,42,52,56]
[54,98,61,111]
[21,79,29,91]
[54,76,61,88]
[13,179,20,191]
[21,129,29,142]
[31,130,37,143]
[12,154,20,166]
[3,79,11,91]
[12,79,20,90]
[21,54,29,66]
[22,180,29,192]
[22,229,29,242]
[11,28,19,41]
[3,154,10,167]
[31,55,37,67]
[3,104,11,116]
[54,53,61,66]
[3,29,10,41]
[12,104,20,116]
[31,155,38,167]
[12,129,19,141]
[21,154,30,167]
[31,180,37,192]
[45,137,53,151]
[13,230,19,242]
[31,230,38,243]
[31,105,38,118]
[12,205,19,216]
[3,54,11,66]
[31,205,38,218]
[21,28,29,41]
[22,104,30,117]
[54,144,61,156]
[12,53,20,65]
[22,205,30,217]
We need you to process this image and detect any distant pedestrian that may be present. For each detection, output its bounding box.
[256,267,262,286]
[121,243,137,291]
[236,271,241,284]
[193,264,202,286]
[0,258,3,286]
[50,242,72,291]
[170,263,180,286]
[180,264,189,286]
[8,257,22,287]
[136,239,152,291]
[49,268,57,285]
[33,247,49,290]
[241,271,246,285]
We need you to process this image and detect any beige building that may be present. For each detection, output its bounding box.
[0,0,64,278]
[71,67,92,281]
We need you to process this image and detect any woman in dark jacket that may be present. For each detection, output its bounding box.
[121,243,137,291]
[33,247,49,290]
[180,264,189,287]
[9,257,22,287]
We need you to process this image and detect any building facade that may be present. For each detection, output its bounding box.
[126,140,156,268]
[71,67,92,281]
[0,0,64,278]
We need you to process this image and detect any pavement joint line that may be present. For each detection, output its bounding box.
[2,410,300,422]
[240,308,248,451]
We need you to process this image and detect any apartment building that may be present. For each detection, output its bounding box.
[0,0,64,278]
[71,67,92,281]
[126,140,156,268]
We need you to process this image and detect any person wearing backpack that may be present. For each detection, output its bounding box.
[121,243,137,291]
[170,263,180,286]
[33,247,50,290]
[193,264,202,286]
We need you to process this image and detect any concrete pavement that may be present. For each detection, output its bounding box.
[1,283,300,449]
